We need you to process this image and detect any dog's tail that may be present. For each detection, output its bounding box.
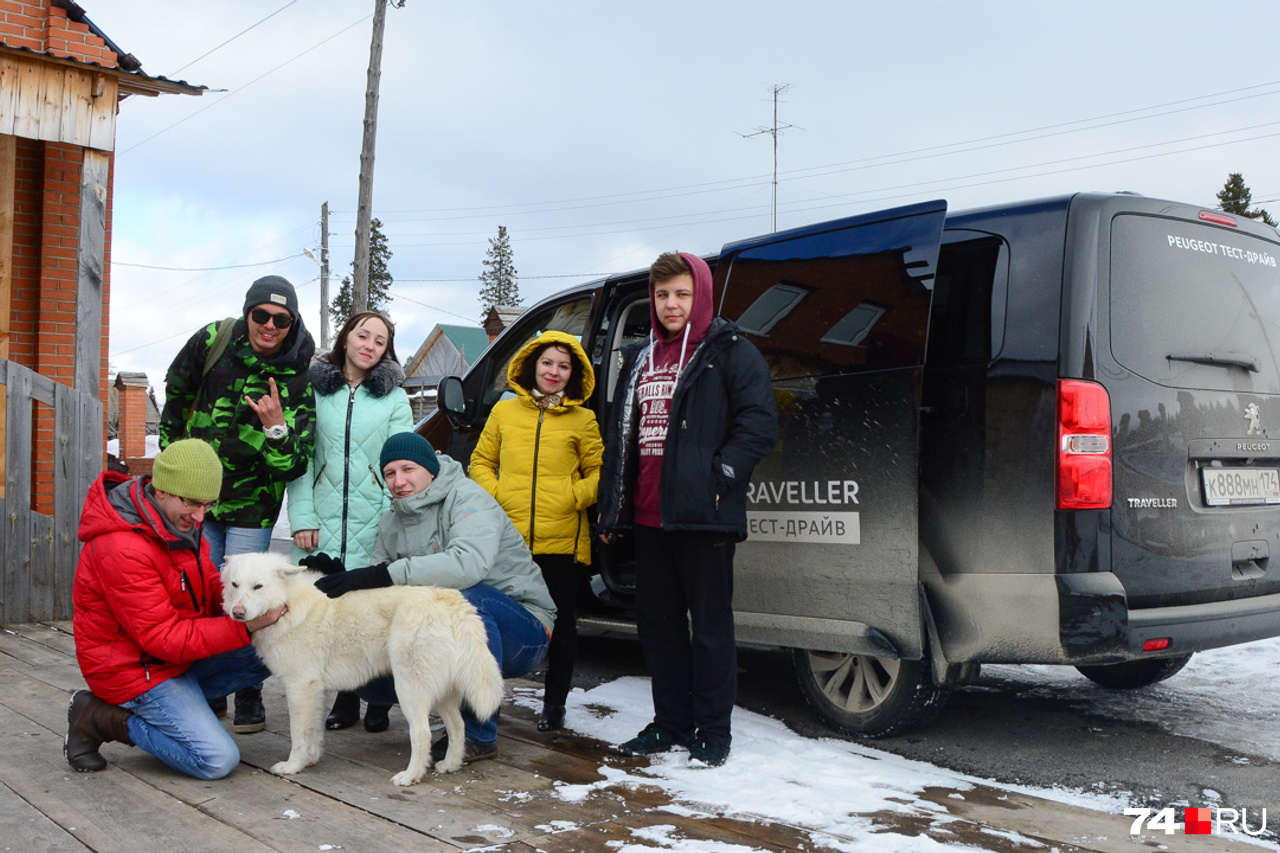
[455,608,505,721]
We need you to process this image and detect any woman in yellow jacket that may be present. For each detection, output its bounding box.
[471,330,604,731]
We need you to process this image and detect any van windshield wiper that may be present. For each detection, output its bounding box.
[1167,351,1259,372]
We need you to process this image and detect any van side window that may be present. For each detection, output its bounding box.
[927,237,1006,366]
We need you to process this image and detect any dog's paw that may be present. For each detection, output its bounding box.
[271,760,306,776]
[434,756,462,774]
[390,769,424,786]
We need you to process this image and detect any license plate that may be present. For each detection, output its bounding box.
[1201,467,1280,506]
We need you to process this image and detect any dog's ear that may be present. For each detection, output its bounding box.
[279,563,312,578]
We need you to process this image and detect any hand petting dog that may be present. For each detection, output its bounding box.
[314,562,392,598]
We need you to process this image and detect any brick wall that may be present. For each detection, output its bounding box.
[0,1,120,68]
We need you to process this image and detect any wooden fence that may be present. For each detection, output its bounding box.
[0,358,101,625]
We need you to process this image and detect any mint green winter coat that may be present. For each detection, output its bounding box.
[287,358,414,566]
[371,454,556,632]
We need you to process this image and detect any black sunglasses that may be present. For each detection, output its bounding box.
[250,307,294,329]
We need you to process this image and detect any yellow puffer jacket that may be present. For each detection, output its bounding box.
[470,330,604,563]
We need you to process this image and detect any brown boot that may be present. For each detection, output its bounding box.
[64,689,133,772]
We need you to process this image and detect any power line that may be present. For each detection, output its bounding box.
[166,1,298,78]
[120,14,371,155]
[114,253,303,272]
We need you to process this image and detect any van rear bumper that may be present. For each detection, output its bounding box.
[929,571,1280,664]
[1126,590,1280,655]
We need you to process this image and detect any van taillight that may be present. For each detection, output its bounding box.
[1057,380,1112,510]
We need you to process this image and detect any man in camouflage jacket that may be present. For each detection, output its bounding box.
[159,275,317,732]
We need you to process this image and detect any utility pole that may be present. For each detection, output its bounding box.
[353,0,403,312]
[319,201,330,349]
[738,83,794,232]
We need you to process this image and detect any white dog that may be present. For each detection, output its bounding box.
[221,552,504,785]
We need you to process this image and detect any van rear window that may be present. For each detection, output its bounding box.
[1110,215,1280,393]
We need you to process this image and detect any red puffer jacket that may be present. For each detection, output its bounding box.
[72,471,251,704]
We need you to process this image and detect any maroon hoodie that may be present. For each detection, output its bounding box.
[633,252,715,526]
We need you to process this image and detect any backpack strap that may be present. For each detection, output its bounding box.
[186,316,239,431]
[203,316,239,379]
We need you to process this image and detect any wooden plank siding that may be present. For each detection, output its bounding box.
[0,56,117,151]
[0,359,100,625]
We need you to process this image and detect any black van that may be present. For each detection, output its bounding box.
[426,192,1280,736]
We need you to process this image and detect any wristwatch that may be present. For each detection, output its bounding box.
[264,423,289,441]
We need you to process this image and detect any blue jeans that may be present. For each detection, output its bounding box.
[203,522,273,570]
[121,645,271,779]
[203,522,273,694]
[356,584,549,744]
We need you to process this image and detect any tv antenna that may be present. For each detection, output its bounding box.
[738,83,798,232]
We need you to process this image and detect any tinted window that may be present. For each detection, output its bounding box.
[927,236,1005,366]
[1110,216,1280,393]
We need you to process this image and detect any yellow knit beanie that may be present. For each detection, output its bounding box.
[151,439,223,502]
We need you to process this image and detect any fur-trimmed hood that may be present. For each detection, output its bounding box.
[311,357,405,398]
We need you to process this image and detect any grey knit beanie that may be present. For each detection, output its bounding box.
[243,275,299,318]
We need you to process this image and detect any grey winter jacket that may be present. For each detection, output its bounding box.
[372,454,556,632]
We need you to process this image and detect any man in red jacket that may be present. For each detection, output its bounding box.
[67,439,285,778]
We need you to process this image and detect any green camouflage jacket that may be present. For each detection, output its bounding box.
[159,317,317,528]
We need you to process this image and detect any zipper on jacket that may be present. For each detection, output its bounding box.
[529,409,546,551]
[340,385,356,561]
[141,656,151,682]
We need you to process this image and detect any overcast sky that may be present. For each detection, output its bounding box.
[90,1,1280,392]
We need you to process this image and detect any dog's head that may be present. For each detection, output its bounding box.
[222,552,311,622]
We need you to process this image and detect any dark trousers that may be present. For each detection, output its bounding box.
[633,524,737,746]
[535,553,579,708]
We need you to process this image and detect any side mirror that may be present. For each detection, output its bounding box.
[438,375,466,416]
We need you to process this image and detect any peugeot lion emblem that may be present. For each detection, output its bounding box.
[1245,402,1263,436]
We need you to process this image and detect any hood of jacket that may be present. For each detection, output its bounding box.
[650,251,714,348]
[505,330,595,408]
[78,471,194,551]
[310,356,406,398]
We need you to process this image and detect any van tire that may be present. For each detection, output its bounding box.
[792,647,950,738]
[1074,653,1193,689]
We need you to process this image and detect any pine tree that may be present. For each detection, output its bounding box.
[478,226,520,318]
[1217,173,1277,227]
[331,217,394,331]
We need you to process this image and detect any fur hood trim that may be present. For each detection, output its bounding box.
[311,357,405,398]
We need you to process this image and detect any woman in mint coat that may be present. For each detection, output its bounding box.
[287,310,414,732]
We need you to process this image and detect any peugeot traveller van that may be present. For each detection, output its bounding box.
[427,192,1280,736]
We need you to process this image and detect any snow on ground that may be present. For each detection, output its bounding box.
[509,636,1280,853]
[982,637,1280,763]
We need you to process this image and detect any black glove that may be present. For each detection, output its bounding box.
[299,552,345,576]
[314,562,393,598]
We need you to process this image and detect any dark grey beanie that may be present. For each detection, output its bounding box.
[380,432,441,476]
[243,275,299,318]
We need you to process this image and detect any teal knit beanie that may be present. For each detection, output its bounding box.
[151,439,223,502]
[379,432,440,476]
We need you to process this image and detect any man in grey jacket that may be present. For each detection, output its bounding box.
[311,432,554,763]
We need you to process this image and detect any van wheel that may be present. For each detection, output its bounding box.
[792,648,950,738]
[1074,654,1193,689]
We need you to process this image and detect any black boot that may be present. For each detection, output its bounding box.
[233,687,266,733]
[326,691,361,730]
[64,689,133,772]
[363,703,391,733]
[538,705,566,732]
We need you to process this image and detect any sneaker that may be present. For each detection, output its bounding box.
[208,696,228,718]
[430,734,497,764]
[615,723,692,756]
[233,688,266,734]
[688,736,730,768]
